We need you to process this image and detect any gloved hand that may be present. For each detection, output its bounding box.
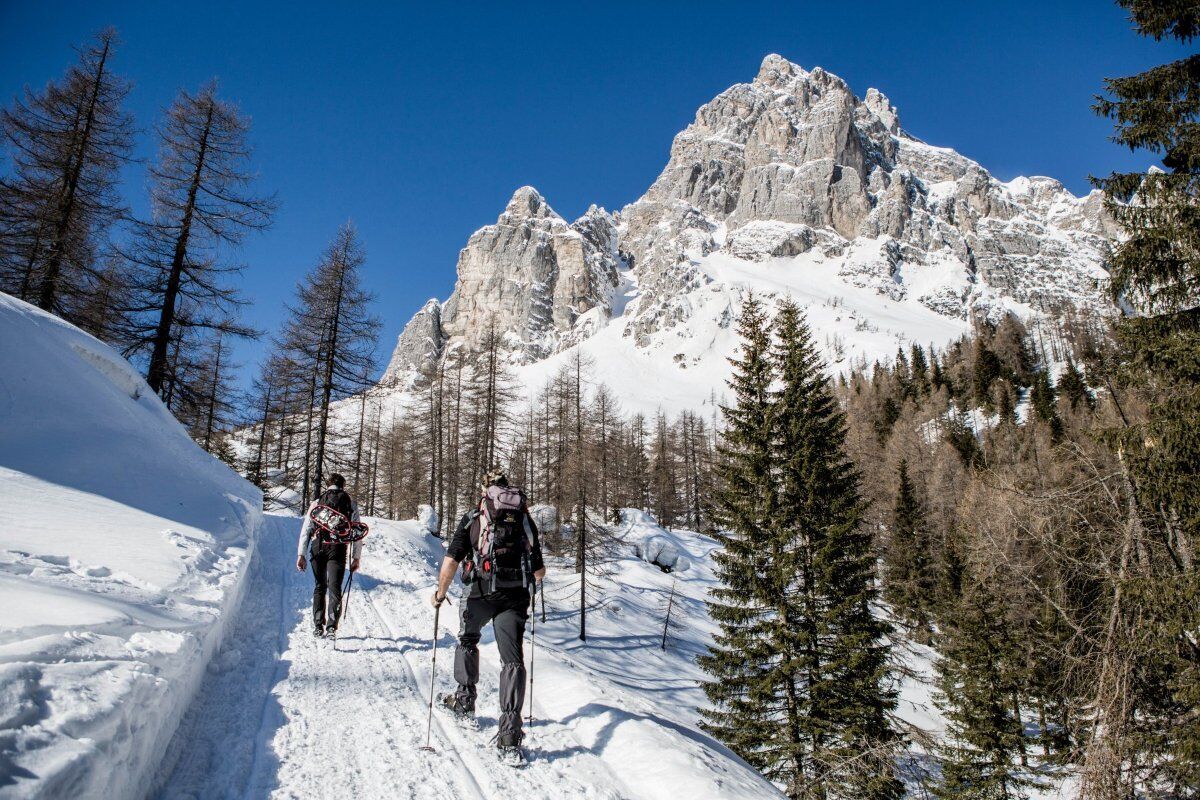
[350,558,360,573]
[296,555,307,572]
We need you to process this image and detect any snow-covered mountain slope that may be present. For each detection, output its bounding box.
[156,512,786,799]
[0,293,262,799]
[380,54,1115,413]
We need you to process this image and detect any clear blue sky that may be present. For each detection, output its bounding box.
[1,1,1188,385]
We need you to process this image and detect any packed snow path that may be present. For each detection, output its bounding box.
[154,514,779,799]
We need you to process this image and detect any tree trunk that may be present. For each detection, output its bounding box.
[38,38,110,312]
[147,100,214,394]
[202,334,224,452]
[312,258,347,494]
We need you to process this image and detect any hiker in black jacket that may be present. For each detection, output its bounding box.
[431,470,546,760]
[297,473,363,637]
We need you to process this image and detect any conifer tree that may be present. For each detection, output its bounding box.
[279,224,379,494]
[1054,359,1092,411]
[702,296,902,798]
[883,459,934,637]
[910,343,931,397]
[1093,3,1200,791]
[973,342,1002,406]
[0,27,133,329]
[1029,371,1063,440]
[698,294,785,779]
[122,82,275,397]
[772,299,902,799]
[934,581,1036,800]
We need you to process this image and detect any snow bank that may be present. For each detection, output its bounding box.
[0,294,262,799]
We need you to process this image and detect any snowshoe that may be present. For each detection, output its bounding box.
[497,744,527,767]
[441,694,477,727]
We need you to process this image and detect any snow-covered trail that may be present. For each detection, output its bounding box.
[153,515,697,800]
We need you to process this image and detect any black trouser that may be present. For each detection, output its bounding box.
[453,586,530,742]
[311,543,347,630]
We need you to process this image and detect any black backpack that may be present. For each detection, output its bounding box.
[310,487,356,549]
[466,485,533,592]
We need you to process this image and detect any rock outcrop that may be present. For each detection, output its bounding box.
[381,298,444,385]
[435,187,621,361]
[616,54,1114,342]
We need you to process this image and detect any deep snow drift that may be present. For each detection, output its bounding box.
[0,294,262,799]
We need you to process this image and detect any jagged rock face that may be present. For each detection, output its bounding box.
[383,54,1115,380]
[618,53,1114,339]
[381,298,443,385]
[436,187,620,361]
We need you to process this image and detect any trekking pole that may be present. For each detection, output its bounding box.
[342,554,355,621]
[421,597,449,752]
[528,585,536,728]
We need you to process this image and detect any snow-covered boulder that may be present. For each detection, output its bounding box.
[0,294,262,799]
[635,535,693,573]
[623,509,694,573]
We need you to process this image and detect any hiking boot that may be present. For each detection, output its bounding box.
[325,626,337,639]
[441,693,474,719]
[497,734,526,766]
[313,624,324,638]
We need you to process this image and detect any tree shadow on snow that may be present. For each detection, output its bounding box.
[556,702,749,767]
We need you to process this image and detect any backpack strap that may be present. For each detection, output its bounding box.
[477,497,493,559]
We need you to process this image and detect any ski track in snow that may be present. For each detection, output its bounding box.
[153,514,699,800]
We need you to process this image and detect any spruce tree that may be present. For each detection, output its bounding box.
[1054,359,1092,411]
[702,296,902,798]
[883,459,934,638]
[1094,2,1200,791]
[698,294,787,781]
[972,342,1002,407]
[935,582,1036,800]
[772,299,903,799]
[910,343,931,397]
[1028,371,1063,440]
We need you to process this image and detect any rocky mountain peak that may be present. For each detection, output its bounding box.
[383,55,1114,387]
[754,53,806,87]
[503,185,557,222]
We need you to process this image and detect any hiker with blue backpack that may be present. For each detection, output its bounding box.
[430,469,546,764]
[297,473,368,639]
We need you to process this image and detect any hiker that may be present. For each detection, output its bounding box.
[431,470,546,761]
[297,473,363,638]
